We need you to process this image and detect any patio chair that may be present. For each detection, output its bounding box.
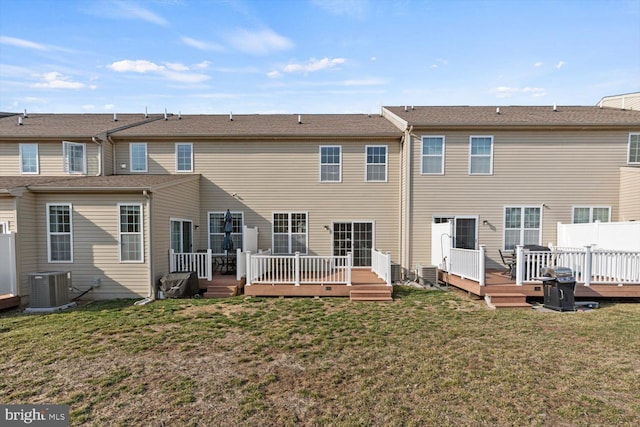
[498,249,516,278]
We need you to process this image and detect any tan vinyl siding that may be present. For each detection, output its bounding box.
[0,141,99,176]
[410,130,632,270]
[15,192,37,300]
[0,197,17,232]
[102,141,114,176]
[619,167,640,221]
[151,177,200,284]
[35,194,150,299]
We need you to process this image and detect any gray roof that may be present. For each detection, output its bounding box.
[384,106,640,128]
[0,113,165,139]
[0,174,199,193]
[109,114,401,139]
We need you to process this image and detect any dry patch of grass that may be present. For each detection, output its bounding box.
[1,288,640,426]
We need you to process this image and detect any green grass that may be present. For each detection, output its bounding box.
[1,287,639,426]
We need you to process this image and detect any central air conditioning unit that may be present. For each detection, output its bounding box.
[28,271,71,308]
[416,265,438,286]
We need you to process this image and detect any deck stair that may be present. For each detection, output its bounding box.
[350,289,393,302]
[0,295,20,310]
[484,292,531,310]
[203,285,238,299]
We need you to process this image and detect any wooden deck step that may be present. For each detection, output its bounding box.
[350,289,393,302]
[0,295,20,310]
[203,285,238,299]
[484,293,531,310]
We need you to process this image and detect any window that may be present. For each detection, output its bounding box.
[0,222,9,234]
[20,143,39,174]
[573,207,611,224]
[170,219,193,253]
[130,143,147,172]
[422,136,444,175]
[366,145,388,182]
[504,206,541,250]
[433,216,478,250]
[629,133,640,164]
[176,143,193,172]
[319,146,341,182]
[62,141,86,174]
[119,204,143,262]
[469,136,493,175]
[47,204,73,262]
[273,212,307,254]
[209,212,243,254]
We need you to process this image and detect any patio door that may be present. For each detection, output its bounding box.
[170,219,193,253]
[434,216,477,250]
[332,222,374,267]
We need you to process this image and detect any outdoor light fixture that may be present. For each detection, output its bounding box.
[483,220,489,225]
[323,225,331,231]
[120,163,126,169]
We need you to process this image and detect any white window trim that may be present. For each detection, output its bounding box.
[319,145,342,183]
[175,142,194,173]
[628,133,640,165]
[571,206,611,223]
[170,217,193,253]
[208,211,244,255]
[421,136,445,175]
[129,143,148,173]
[503,205,543,250]
[272,211,309,255]
[118,203,144,263]
[469,135,494,175]
[19,143,39,175]
[365,145,388,182]
[62,141,87,175]
[47,203,73,263]
[0,221,9,234]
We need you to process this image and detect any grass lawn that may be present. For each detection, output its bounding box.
[1,286,639,426]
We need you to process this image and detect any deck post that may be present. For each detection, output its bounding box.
[207,249,212,281]
[169,249,175,273]
[479,245,486,286]
[294,252,300,286]
[386,251,392,286]
[347,252,352,286]
[245,251,252,286]
[515,245,524,286]
[584,245,592,287]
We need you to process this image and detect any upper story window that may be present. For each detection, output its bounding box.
[320,146,341,182]
[20,143,39,174]
[176,143,193,172]
[629,133,640,164]
[273,212,308,254]
[130,143,147,173]
[119,204,143,262]
[421,136,445,175]
[573,206,611,223]
[366,145,388,182]
[469,136,493,175]
[47,203,73,262]
[62,141,86,174]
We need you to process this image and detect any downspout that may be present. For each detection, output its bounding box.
[404,125,413,279]
[91,137,102,176]
[398,133,405,280]
[143,189,155,299]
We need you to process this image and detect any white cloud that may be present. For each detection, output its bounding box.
[96,1,168,26]
[107,59,210,83]
[109,59,165,73]
[104,104,115,110]
[0,36,47,51]
[534,62,544,68]
[165,62,190,72]
[193,61,211,70]
[32,72,86,89]
[267,70,283,79]
[493,86,546,98]
[370,56,377,61]
[311,0,367,18]
[342,78,386,86]
[430,58,448,69]
[227,28,293,55]
[181,36,224,51]
[282,57,346,73]
[163,70,210,84]
[82,104,96,110]
[556,61,566,69]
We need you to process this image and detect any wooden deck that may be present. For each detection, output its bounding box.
[0,294,20,310]
[441,269,640,299]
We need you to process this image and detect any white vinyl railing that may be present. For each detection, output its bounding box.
[236,248,272,281]
[515,245,640,286]
[245,251,352,286]
[169,249,212,281]
[372,249,393,286]
[448,245,486,286]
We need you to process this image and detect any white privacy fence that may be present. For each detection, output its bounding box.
[0,233,17,296]
[557,221,640,251]
[170,249,212,281]
[245,251,353,286]
[371,249,392,286]
[448,246,486,286]
[516,245,640,285]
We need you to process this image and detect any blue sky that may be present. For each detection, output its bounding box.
[1,0,639,114]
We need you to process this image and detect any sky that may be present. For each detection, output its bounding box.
[0,0,639,115]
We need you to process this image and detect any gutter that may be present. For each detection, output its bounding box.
[404,125,413,277]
